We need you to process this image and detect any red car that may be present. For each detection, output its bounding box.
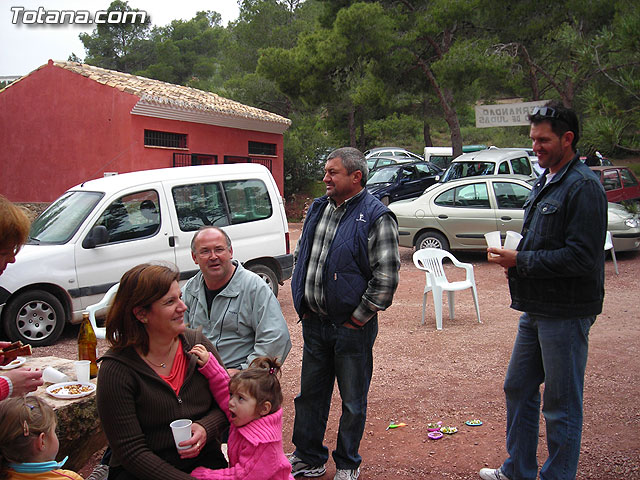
[590,166,640,203]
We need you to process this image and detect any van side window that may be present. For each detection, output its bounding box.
[94,190,160,244]
[511,157,532,176]
[602,170,621,191]
[498,162,510,174]
[223,179,273,224]
[173,183,230,231]
[434,187,456,207]
[620,168,638,187]
[454,183,490,208]
[494,182,530,209]
[172,179,273,231]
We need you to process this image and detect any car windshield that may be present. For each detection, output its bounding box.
[29,191,103,244]
[441,162,495,182]
[368,167,399,184]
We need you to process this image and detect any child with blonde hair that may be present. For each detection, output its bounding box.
[0,396,83,480]
[189,345,293,480]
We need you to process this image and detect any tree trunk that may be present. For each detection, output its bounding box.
[416,58,463,157]
[348,107,356,147]
[423,99,433,147]
[443,88,463,158]
[357,105,365,150]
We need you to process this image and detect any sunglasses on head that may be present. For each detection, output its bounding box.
[531,106,559,119]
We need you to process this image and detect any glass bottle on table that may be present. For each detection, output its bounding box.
[78,311,98,378]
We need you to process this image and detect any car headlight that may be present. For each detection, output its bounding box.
[625,218,639,228]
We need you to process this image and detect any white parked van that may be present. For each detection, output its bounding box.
[0,164,292,345]
[438,148,536,183]
[423,145,487,169]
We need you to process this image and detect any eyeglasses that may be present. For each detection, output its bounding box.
[196,247,228,258]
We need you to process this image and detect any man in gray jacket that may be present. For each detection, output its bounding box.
[182,226,291,374]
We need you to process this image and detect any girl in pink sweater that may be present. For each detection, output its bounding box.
[189,345,294,480]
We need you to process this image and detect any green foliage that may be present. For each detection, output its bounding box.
[365,114,423,149]
[75,0,639,197]
[461,125,531,149]
[136,11,227,85]
[581,117,632,157]
[282,114,337,196]
[79,0,152,72]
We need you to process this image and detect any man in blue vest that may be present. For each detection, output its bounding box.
[289,147,400,480]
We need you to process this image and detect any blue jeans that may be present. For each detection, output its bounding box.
[292,316,378,469]
[501,313,595,480]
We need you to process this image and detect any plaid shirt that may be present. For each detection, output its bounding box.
[296,189,400,326]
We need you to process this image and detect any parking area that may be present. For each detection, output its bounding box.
[35,223,640,479]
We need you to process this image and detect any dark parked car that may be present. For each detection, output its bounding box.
[364,147,423,162]
[366,161,442,205]
[366,155,415,172]
[590,166,640,203]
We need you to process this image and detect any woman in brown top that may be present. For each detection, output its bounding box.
[97,263,229,480]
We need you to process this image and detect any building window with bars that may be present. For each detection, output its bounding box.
[144,130,187,149]
[248,141,276,156]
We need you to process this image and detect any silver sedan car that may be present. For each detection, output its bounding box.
[390,175,640,252]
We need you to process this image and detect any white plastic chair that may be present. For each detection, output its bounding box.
[85,283,119,339]
[412,248,481,330]
[604,231,619,275]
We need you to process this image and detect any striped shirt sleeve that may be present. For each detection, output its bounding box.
[351,212,401,325]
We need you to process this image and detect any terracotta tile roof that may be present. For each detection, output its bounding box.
[40,61,290,127]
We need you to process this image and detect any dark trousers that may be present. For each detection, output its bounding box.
[292,315,378,470]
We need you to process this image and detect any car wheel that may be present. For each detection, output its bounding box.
[246,264,279,297]
[380,196,390,206]
[3,290,66,346]
[416,231,450,252]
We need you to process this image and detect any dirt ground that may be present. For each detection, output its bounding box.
[32,223,640,479]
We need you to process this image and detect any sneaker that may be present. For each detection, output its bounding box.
[288,453,326,477]
[334,468,360,480]
[478,468,510,480]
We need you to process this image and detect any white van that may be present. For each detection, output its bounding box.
[0,164,292,345]
[424,145,487,169]
[438,148,536,183]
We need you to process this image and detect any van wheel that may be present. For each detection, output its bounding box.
[416,231,450,252]
[3,290,66,346]
[246,265,279,297]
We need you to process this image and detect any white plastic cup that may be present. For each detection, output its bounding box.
[74,360,91,384]
[43,366,70,384]
[484,230,502,258]
[170,419,193,451]
[484,231,502,249]
[504,231,523,250]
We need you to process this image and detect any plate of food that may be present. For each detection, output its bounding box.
[427,421,442,432]
[440,426,458,435]
[465,419,483,426]
[46,382,96,399]
[1,341,32,364]
[0,356,26,370]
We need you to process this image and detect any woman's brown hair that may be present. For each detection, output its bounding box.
[0,195,31,253]
[106,263,180,354]
[0,396,57,480]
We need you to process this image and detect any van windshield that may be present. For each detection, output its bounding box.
[29,191,103,244]
[441,162,495,182]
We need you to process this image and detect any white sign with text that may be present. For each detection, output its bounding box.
[475,100,549,128]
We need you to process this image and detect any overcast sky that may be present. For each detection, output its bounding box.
[0,1,240,77]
